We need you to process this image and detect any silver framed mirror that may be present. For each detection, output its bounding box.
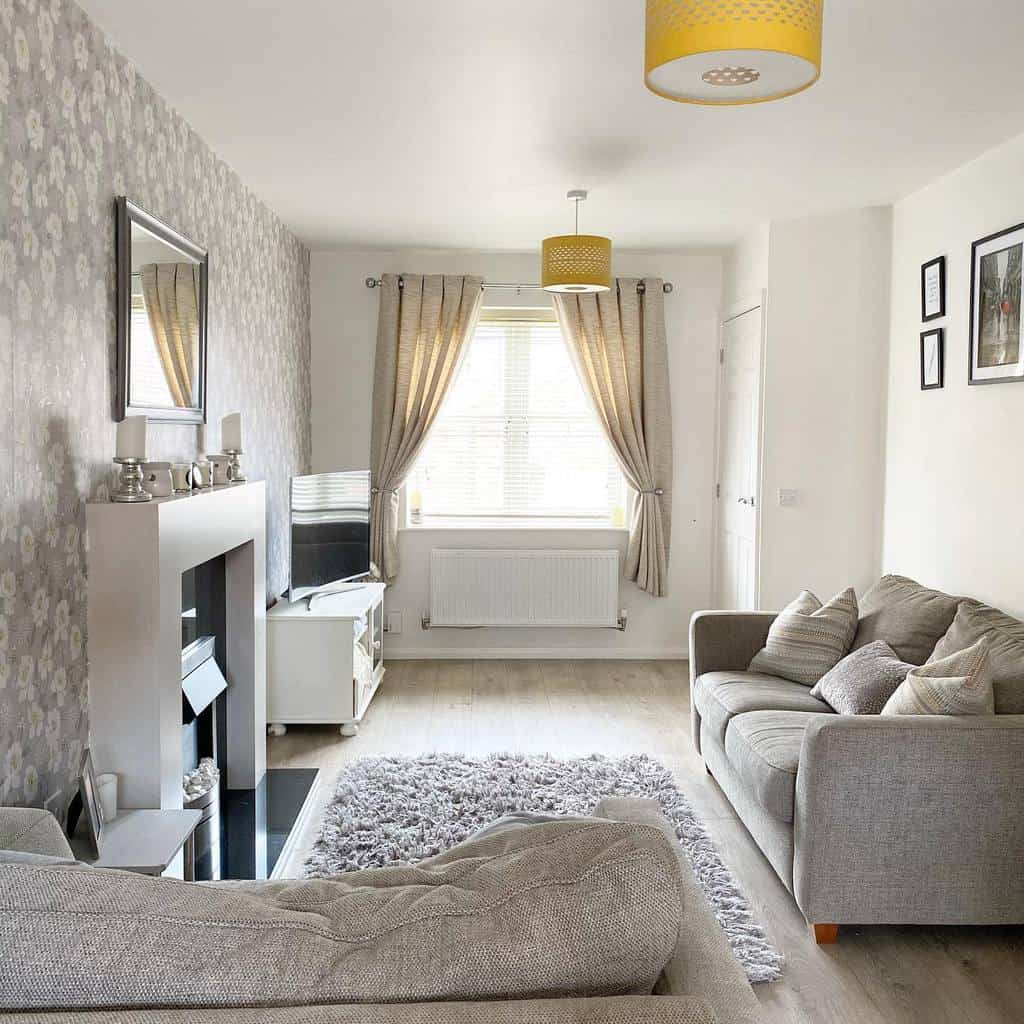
[116,196,208,423]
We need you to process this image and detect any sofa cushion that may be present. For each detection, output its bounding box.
[693,670,833,747]
[883,638,994,717]
[724,711,830,823]
[749,588,859,685]
[929,600,1024,714]
[852,574,960,665]
[0,818,684,1012]
[0,808,73,860]
[809,641,914,714]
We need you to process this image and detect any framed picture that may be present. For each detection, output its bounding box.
[921,255,946,322]
[970,221,1024,385]
[920,328,944,390]
[78,748,105,857]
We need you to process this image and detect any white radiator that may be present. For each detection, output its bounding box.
[427,549,621,628]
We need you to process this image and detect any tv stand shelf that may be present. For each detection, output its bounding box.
[267,583,385,737]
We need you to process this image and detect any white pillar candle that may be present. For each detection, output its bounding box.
[221,412,242,451]
[115,416,147,460]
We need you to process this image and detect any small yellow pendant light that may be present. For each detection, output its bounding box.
[645,0,824,106]
[541,190,612,293]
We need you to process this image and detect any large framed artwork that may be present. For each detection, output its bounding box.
[969,221,1024,385]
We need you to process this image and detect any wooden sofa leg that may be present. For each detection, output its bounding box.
[812,924,839,944]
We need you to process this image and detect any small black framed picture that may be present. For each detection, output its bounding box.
[78,748,105,857]
[921,255,946,322]
[920,328,944,390]
[969,221,1024,385]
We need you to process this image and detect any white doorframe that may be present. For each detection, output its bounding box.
[711,290,767,609]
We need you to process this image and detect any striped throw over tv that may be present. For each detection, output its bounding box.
[749,588,859,686]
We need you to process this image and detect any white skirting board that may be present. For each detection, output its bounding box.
[383,647,689,660]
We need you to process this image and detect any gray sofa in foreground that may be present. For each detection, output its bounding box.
[0,798,763,1024]
[689,575,1024,943]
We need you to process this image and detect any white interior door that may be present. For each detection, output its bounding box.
[714,304,763,610]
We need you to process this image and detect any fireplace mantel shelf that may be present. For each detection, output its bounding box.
[86,481,267,842]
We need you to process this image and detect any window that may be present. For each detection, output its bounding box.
[407,309,628,527]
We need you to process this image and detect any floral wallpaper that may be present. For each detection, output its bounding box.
[1,0,311,808]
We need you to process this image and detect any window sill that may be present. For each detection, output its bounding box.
[400,521,629,533]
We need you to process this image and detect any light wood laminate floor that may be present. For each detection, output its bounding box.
[269,659,1024,1024]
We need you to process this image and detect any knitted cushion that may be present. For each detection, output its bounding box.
[809,641,914,714]
[749,588,859,686]
[882,638,994,716]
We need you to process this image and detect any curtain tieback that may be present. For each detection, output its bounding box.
[371,486,399,496]
[639,488,664,496]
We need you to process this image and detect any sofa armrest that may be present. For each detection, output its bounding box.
[794,714,1024,926]
[0,808,73,859]
[688,611,776,682]
[688,611,777,752]
[595,798,763,1024]
[0,996,720,1023]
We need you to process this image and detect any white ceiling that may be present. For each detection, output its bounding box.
[80,0,1024,251]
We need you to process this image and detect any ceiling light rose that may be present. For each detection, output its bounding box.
[645,0,824,106]
[541,190,612,294]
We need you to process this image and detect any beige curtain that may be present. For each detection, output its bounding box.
[140,262,200,407]
[370,274,484,580]
[553,278,673,597]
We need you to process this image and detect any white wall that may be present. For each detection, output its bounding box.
[310,248,723,657]
[719,210,892,610]
[721,223,769,310]
[883,133,1024,618]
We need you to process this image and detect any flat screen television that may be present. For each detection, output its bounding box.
[289,470,371,602]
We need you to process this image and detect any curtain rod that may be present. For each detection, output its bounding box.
[364,277,673,294]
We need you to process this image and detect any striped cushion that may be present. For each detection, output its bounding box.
[749,589,859,686]
[882,638,994,716]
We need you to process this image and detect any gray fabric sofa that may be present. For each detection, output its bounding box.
[689,575,1024,943]
[0,799,763,1024]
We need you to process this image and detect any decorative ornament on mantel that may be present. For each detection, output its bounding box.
[541,190,612,294]
[221,412,247,483]
[644,0,824,106]
[112,416,151,503]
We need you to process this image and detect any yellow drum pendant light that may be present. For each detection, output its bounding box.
[542,190,612,293]
[645,0,824,106]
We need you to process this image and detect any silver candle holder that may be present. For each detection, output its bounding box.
[112,457,152,503]
[224,449,247,484]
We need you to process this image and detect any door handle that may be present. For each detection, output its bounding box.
[737,496,757,507]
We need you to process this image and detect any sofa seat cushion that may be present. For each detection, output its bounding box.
[693,670,834,747]
[852,574,960,665]
[929,600,1024,714]
[0,818,685,1012]
[724,711,831,823]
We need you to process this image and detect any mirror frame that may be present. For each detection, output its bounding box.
[116,196,209,424]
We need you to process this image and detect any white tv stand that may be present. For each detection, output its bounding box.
[267,583,385,737]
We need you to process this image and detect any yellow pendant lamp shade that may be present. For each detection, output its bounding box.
[542,190,612,293]
[645,0,824,106]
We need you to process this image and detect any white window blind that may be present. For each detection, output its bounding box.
[408,310,628,526]
[129,280,176,407]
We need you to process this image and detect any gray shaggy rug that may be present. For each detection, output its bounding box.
[305,752,783,984]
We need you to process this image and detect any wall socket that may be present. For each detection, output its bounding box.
[385,611,403,635]
[778,488,800,507]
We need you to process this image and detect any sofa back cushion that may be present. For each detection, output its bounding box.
[0,818,684,1012]
[749,588,858,686]
[852,575,960,665]
[929,601,1024,714]
[0,808,73,860]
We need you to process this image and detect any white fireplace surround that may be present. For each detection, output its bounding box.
[86,483,267,811]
